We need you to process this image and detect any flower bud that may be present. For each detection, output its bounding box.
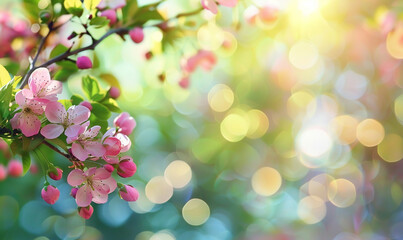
[79,101,93,111]
[109,86,120,99]
[179,77,189,89]
[8,160,23,177]
[30,164,38,174]
[129,27,144,44]
[71,187,78,198]
[39,10,52,24]
[104,164,114,172]
[0,138,11,159]
[48,167,63,181]
[104,137,121,156]
[76,56,93,69]
[119,185,139,201]
[114,112,136,135]
[41,185,60,204]
[145,51,153,60]
[117,157,136,178]
[100,9,117,25]
[78,205,94,219]
[67,32,78,40]
[0,164,7,181]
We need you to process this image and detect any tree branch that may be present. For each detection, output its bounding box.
[42,141,70,159]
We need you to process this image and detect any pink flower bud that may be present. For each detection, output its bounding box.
[104,137,121,156]
[104,164,114,172]
[76,56,93,69]
[117,157,137,178]
[0,164,7,181]
[129,27,144,44]
[30,164,38,174]
[114,112,136,135]
[71,187,78,198]
[48,167,63,181]
[100,9,117,25]
[0,138,10,159]
[179,77,189,89]
[78,205,94,219]
[119,185,139,201]
[79,101,93,111]
[8,160,23,177]
[109,86,120,99]
[41,185,60,204]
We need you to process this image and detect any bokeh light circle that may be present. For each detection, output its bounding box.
[328,178,356,208]
[356,119,385,147]
[377,134,403,163]
[220,113,249,142]
[297,196,326,224]
[182,199,210,226]
[251,167,282,196]
[208,84,234,112]
[164,160,192,189]
[289,41,319,70]
[145,176,174,204]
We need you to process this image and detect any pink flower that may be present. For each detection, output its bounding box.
[22,67,62,103]
[78,205,94,219]
[100,9,117,25]
[41,185,60,204]
[71,187,78,198]
[104,164,114,172]
[201,0,238,14]
[7,159,23,177]
[67,167,117,207]
[98,0,126,10]
[79,101,93,110]
[109,86,120,99]
[114,112,136,135]
[117,156,136,178]
[0,164,7,181]
[119,185,139,201]
[102,128,131,153]
[183,50,217,73]
[129,27,144,44]
[11,91,44,137]
[103,137,121,156]
[67,123,106,161]
[40,101,90,139]
[48,167,63,181]
[76,56,93,69]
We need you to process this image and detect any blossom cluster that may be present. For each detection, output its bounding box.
[10,67,138,219]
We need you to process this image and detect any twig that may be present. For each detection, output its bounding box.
[42,140,70,159]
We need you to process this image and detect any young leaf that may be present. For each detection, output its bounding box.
[101,98,121,113]
[21,152,31,175]
[90,17,109,28]
[91,102,111,120]
[0,64,11,88]
[82,75,101,100]
[84,0,101,10]
[71,94,84,105]
[100,73,121,90]
[0,76,21,119]
[47,138,68,151]
[122,0,138,23]
[64,0,83,16]
[50,44,69,59]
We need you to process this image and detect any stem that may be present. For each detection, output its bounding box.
[42,141,70,159]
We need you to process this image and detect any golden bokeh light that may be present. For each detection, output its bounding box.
[328,179,356,208]
[182,198,210,226]
[296,127,333,158]
[145,176,174,204]
[308,174,335,202]
[197,23,225,51]
[208,84,234,112]
[394,94,403,123]
[289,41,319,70]
[246,109,269,139]
[386,22,403,59]
[220,112,249,142]
[251,167,282,196]
[331,115,359,144]
[150,231,176,240]
[164,160,192,189]
[377,134,403,163]
[297,196,326,224]
[356,119,385,147]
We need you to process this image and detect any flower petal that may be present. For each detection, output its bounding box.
[103,176,117,193]
[45,101,66,123]
[67,169,85,186]
[201,0,218,14]
[72,142,88,161]
[84,141,106,157]
[28,67,51,95]
[19,113,41,137]
[217,0,237,7]
[65,124,82,138]
[67,105,90,125]
[93,168,111,180]
[76,185,93,207]
[44,80,63,95]
[90,188,108,204]
[40,124,64,139]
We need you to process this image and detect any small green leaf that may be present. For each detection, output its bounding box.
[10,140,22,155]
[101,98,121,113]
[47,138,68,151]
[0,64,11,88]
[50,44,69,59]
[91,102,111,120]
[22,152,31,175]
[89,116,108,132]
[84,0,101,10]
[82,75,101,100]
[90,17,109,28]
[71,94,84,105]
[122,0,138,23]
[64,0,83,16]
[59,99,73,109]
[0,76,21,119]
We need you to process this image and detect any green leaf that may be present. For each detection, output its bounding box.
[122,0,138,23]
[50,44,69,59]
[89,115,108,132]
[84,0,101,10]
[0,64,11,88]
[91,102,111,120]
[0,76,21,119]
[22,0,41,22]
[47,138,68,151]
[100,73,121,90]
[57,60,78,70]
[10,140,22,156]
[59,99,73,109]
[21,152,31,175]
[54,68,76,81]
[82,75,100,100]
[64,0,83,16]
[71,94,84,105]
[101,98,121,113]
[89,17,109,28]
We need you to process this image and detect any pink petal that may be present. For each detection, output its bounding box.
[67,105,90,125]
[45,101,66,123]
[103,137,121,156]
[103,155,119,164]
[84,167,97,177]
[76,185,93,207]
[27,99,45,115]
[40,124,64,139]
[67,169,85,186]
[93,168,111,180]
[119,117,136,135]
[102,128,116,141]
[217,0,238,7]
[65,125,82,138]
[82,126,101,139]
[116,133,131,152]
[19,113,41,137]
[84,141,106,157]
[44,80,63,95]
[28,67,51,95]
[15,91,26,106]
[201,0,218,14]
[114,112,130,127]
[93,180,110,194]
[10,113,21,129]
[21,89,34,99]
[103,176,117,193]
[90,188,108,204]
[72,142,89,161]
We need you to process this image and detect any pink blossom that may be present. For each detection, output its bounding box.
[100,9,117,25]
[0,164,7,181]
[103,137,121,156]
[23,67,62,103]
[40,101,90,139]
[67,167,117,207]
[109,86,120,99]
[183,50,217,73]
[48,167,63,181]
[104,164,114,172]
[79,101,93,110]
[119,185,139,201]
[129,27,144,44]
[201,0,238,14]
[76,56,93,69]
[41,185,60,204]
[114,112,136,135]
[7,159,23,177]
[11,91,44,137]
[117,156,137,178]
[71,187,78,198]
[78,205,94,219]
[102,128,131,153]
[67,123,106,161]
[98,0,126,10]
